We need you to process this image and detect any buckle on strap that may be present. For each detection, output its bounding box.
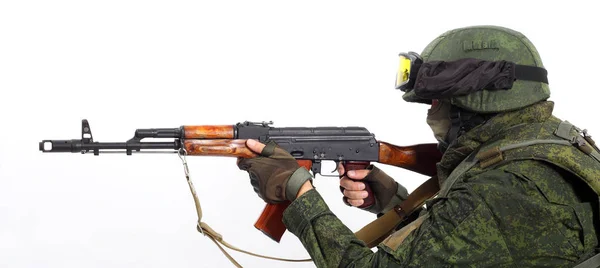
[555,120,600,160]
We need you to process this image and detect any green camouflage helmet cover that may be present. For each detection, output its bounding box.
[402,25,551,113]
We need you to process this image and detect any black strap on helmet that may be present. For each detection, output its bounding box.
[514,64,548,84]
[412,58,548,99]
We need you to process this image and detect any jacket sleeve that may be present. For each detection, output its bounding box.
[282,189,401,267]
[282,168,590,267]
[282,186,509,268]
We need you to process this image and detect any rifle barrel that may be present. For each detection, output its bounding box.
[39,140,179,154]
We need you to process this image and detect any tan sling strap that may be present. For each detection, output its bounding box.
[574,249,600,268]
[178,149,312,267]
[178,149,440,266]
[355,176,440,248]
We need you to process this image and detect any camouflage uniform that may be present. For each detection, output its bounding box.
[282,26,600,267]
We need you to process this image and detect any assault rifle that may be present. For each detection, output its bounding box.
[39,119,442,265]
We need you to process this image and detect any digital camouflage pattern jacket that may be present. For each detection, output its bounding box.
[282,101,600,267]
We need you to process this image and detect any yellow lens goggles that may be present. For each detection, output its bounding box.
[395,52,423,91]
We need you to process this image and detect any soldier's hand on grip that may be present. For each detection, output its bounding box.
[338,164,408,214]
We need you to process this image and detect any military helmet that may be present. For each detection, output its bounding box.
[402,25,550,113]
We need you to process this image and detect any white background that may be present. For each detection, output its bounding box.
[1,1,598,267]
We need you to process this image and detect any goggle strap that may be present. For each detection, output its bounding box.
[514,64,548,84]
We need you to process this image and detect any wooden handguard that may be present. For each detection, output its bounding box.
[183,139,257,158]
[254,160,313,242]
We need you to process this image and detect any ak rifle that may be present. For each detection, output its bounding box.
[39,119,442,246]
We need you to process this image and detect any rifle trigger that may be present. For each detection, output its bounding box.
[330,160,340,174]
[312,160,340,178]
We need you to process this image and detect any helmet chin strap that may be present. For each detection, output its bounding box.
[441,105,496,152]
[436,138,450,153]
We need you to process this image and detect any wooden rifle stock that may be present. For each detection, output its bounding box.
[378,142,441,177]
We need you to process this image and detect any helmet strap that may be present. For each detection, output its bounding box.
[444,105,497,150]
[412,58,548,100]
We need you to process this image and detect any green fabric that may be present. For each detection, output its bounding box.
[402,25,550,113]
[261,140,278,156]
[381,181,409,214]
[282,100,600,267]
[286,167,313,201]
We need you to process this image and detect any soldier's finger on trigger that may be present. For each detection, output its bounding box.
[337,163,345,174]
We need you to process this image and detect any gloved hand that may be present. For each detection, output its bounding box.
[237,139,313,203]
[338,164,408,214]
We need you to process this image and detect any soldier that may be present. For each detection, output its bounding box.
[237,25,600,267]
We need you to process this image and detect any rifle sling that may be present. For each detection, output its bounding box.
[180,154,312,268]
[355,176,440,248]
[183,160,439,266]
